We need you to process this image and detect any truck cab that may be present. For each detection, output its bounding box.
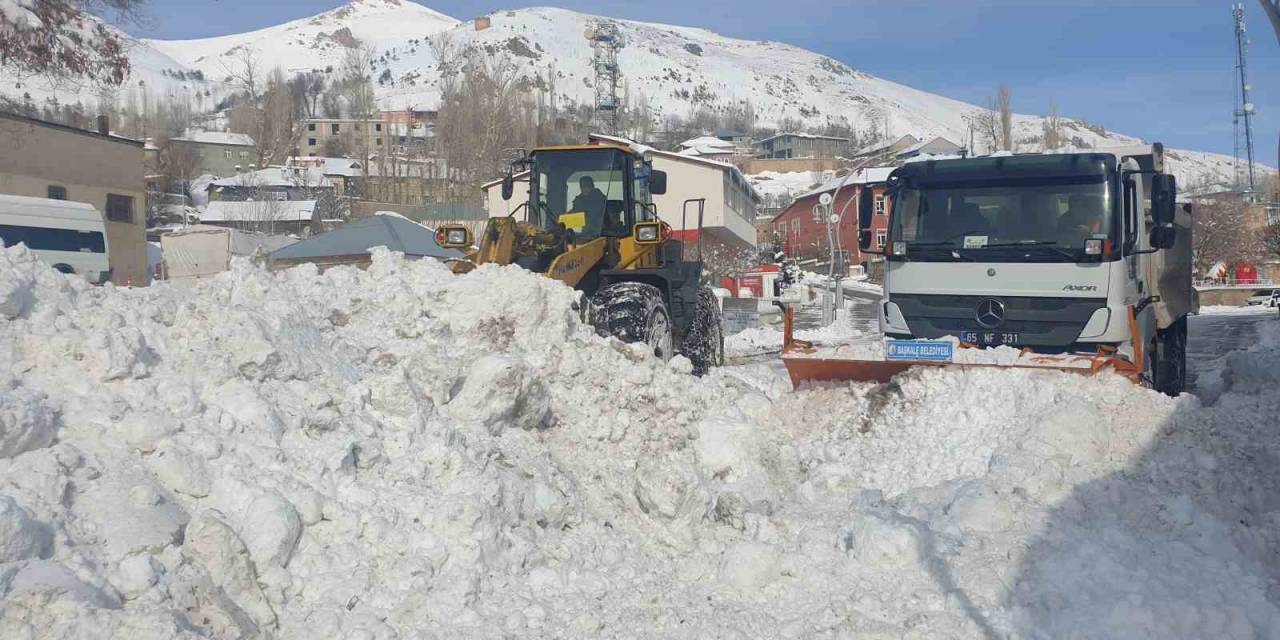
[860,145,1192,394]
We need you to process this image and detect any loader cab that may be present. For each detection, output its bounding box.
[524,145,661,243]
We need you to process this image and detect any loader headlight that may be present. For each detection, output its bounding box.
[436,226,471,248]
[634,222,664,244]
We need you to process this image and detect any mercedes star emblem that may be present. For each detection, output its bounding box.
[975,298,1006,329]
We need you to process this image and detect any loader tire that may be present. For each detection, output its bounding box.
[590,283,675,362]
[681,287,724,376]
[1149,316,1187,397]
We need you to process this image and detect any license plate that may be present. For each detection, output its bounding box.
[960,330,1020,346]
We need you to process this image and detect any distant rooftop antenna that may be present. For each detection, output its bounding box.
[585,21,624,136]
[1232,4,1258,196]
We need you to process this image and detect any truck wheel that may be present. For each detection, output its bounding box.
[1150,317,1187,396]
[589,283,674,361]
[681,287,724,376]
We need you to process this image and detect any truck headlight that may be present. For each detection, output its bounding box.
[634,223,662,244]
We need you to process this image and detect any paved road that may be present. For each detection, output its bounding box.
[1186,309,1277,395]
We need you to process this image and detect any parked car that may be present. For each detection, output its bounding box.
[1246,288,1276,306]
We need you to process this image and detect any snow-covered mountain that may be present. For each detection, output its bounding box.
[1,0,1252,187]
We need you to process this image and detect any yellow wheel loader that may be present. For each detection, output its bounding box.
[436,142,724,375]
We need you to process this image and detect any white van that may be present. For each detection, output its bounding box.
[0,194,111,283]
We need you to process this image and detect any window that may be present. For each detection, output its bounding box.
[356,124,363,132]
[331,124,340,134]
[47,185,67,200]
[105,194,133,223]
[308,138,317,147]
[375,138,382,146]
[0,225,105,253]
[375,123,383,132]
[239,151,249,159]
[224,149,233,160]
[876,229,887,248]
[307,123,316,132]
[874,194,886,215]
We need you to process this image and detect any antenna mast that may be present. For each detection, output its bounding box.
[586,21,624,136]
[1233,4,1258,196]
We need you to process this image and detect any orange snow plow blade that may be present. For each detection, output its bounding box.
[776,304,1144,389]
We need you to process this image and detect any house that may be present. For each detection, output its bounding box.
[302,118,390,156]
[269,212,461,271]
[896,136,962,160]
[0,111,149,285]
[167,131,257,177]
[207,166,334,203]
[378,109,436,152]
[677,136,737,160]
[480,134,761,252]
[754,133,850,160]
[288,156,362,196]
[851,134,920,164]
[715,128,753,152]
[769,167,895,274]
[201,200,321,236]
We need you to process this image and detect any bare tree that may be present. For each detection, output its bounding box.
[1042,97,1064,151]
[225,47,261,105]
[1192,195,1263,273]
[964,98,1000,155]
[997,84,1013,151]
[0,0,143,87]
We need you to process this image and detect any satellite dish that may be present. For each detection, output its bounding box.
[818,193,833,206]
[829,214,841,224]
[584,29,596,40]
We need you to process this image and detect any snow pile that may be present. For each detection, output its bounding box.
[1,242,1278,638]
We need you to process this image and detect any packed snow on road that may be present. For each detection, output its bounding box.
[2,244,1279,639]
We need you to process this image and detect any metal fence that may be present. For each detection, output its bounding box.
[1193,278,1275,290]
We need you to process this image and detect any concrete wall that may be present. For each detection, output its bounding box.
[738,158,840,174]
[0,114,148,285]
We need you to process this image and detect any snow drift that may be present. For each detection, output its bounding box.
[0,242,1278,638]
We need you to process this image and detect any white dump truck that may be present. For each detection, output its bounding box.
[782,144,1194,396]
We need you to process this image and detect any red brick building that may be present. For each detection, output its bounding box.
[769,167,894,272]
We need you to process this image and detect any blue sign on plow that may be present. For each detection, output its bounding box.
[885,339,954,362]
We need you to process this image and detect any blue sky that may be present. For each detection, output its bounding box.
[121,0,1279,166]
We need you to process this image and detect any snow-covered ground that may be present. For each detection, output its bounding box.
[2,243,1279,638]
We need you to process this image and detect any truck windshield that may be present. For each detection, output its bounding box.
[889,155,1117,263]
[531,148,629,241]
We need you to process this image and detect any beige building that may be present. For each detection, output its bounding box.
[302,118,390,157]
[0,112,149,285]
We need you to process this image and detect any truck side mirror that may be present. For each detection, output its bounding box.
[501,175,514,201]
[1149,225,1176,250]
[648,169,667,195]
[857,187,874,250]
[1151,173,1176,225]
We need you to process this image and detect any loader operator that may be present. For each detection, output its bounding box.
[571,176,608,239]
[1058,194,1105,244]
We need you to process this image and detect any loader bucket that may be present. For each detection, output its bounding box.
[776,304,1144,389]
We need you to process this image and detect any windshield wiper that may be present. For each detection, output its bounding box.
[980,241,1079,260]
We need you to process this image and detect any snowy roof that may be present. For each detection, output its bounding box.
[163,224,297,255]
[289,157,363,177]
[210,167,333,189]
[795,166,896,199]
[679,135,735,151]
[756,132,850,145]
[270,213,462,261]
[852,134,920,158]
[176,131,257,147]
[896,136,961,157]
[201,200,317,223]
